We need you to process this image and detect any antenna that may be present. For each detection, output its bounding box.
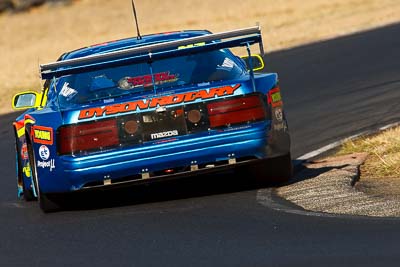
[131,0,142,40]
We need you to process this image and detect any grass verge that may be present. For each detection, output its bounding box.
[335,126,400,178]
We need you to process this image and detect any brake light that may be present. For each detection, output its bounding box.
[58,119,119,155]
[207,95,266,128]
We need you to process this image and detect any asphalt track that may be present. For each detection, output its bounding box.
[1,23,400,266]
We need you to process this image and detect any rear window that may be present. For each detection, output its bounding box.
[55,49,245,109]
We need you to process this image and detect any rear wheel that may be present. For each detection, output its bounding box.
[15,141,35,201]
[27,141,62,213]
[22,175,36,201]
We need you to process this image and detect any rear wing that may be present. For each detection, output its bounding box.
[40,26,264,80]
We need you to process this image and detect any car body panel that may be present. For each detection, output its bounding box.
[12,27,290,199]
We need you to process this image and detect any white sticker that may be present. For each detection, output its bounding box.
[39,145,50,160]
[217,58,235,71]
[275,108,283,122]
[151,130,179,140]
[60,82,78,100]
[37,159,55,172]
[103,98,115,104]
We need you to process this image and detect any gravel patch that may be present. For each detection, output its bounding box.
[277,153,400,217]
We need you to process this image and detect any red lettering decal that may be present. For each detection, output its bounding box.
[171,94,185,104]
[79,107,106,119]
[125,100,149,111]
[126,72,178,88]
[149,95,174,108]
[227,83,241,94]
[105,104,124,115]
[183,92,197,102]
[209,84,241,97]
[195,90,213,101]
[79,108,100,119]
[135,100,149,110]
[143,75,152,86]
[77,84,241,119]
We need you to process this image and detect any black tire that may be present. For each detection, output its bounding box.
[15,139,36,201]
[22,174,36,201]
[27,141,62,213]
[245,153,293,185]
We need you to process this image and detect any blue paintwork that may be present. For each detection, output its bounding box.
[64,31,212,60]
[42,34,261,79]
[13,30,290,196]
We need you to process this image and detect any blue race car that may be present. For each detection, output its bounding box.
[12,26,291,212]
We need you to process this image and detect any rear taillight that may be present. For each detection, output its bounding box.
[58,119,119,155]
[207,95,266,128]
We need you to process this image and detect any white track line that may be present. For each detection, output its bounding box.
[257,121,400,218]
[296,122,400,161]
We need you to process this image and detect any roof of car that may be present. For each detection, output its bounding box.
[62,30,211,60]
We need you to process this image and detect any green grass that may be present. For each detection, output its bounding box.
[336,127,400,177]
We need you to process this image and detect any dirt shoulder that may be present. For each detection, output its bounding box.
[277,153,400,217]
[356,176,400,203]
[1,0,400,114]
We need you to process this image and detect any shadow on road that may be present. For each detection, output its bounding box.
[58,172,259,212]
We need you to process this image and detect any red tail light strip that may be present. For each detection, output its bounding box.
[207,95,266,128]
[209,107,265,128]
[207,96,262,115]
[58,119,119,155]
[58,94,267,155]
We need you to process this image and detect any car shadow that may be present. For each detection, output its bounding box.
[58,171,279,212]
[283,161,353,187]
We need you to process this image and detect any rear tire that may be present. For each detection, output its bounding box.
[27,141,62,213]
[15,142,35,201]
[22,175,36,201]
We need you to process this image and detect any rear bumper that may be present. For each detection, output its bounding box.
[38,121,288,193]
[78,157,264,192]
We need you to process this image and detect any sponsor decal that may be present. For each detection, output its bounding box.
[150,130,179,140]
[32,126,53,145]
[273,122,288,131]
[21,143,28,160]
[23,163,31,178]
[38,145,50,160]
[60,82,78,101]
[103,98,114,104]
[79,84,241,120]
[275,108,283,122]
[268,87,283,108]
[178,42,205,49]
[37,159,55,172]
[217,58,235,71]
[118,72,178,90]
